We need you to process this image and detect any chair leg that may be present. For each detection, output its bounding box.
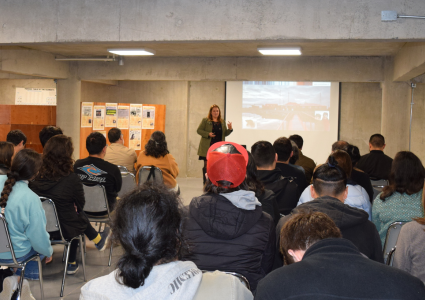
[108,240,113,267]
[83,235,87,256]
[60,243,71,298]
[62,245,66,262]
[79,236,87,282]
[17,265,26,300]
[98,222,102,232]
[36,256,44,300]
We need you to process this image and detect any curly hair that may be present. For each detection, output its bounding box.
[37,135,74,181]
[112,183,187,288]
[144,131,169,158]
[0,149,42,208]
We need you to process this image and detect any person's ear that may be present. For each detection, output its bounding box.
[310,185,318,199]
[368,143,372,150]
[343,186,348,200]
[290,151,293,158]
[287,249,304,263]
[275,153,278,163]
[382,144,386,150]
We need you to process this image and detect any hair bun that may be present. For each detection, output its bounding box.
[327,155,339,167]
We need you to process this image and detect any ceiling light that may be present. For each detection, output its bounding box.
[257,47,301,55]
[107,49,155,56]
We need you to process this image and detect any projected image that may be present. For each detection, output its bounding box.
[242,81,331,131]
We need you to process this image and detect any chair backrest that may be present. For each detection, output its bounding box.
[82,184,110,213]
[371,179,389,201]
[383,221,407,265]
[117,165,129,173]
[40,197,63,237]
[138,166,164,185]
[118,171,137,199]
[223,271,250,290]
[0,214,18,264]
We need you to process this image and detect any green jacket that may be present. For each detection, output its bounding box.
[197,118,233,157]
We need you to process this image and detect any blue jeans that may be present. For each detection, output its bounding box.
[0,248,44,280]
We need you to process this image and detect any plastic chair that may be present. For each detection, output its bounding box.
[202,270,250,291]
[371,179,389,201]
[117,165,136,199]
[138,166,164,185]
[0,214,44,299]
[40,197,87,297]
[82,184,113,266]
[383,221,407,266]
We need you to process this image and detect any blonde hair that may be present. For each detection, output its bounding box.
[207,104,223,123]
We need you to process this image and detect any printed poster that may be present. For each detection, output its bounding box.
[105,103,118,127]
[117,106,130,129]
[129,129,142,150]
[93,106,105,130]
[142,106,155,129]
[97,131,107,138]
[81,102,93,128]
[130,104,143,128]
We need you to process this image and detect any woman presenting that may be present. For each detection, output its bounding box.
[197,104,233,183]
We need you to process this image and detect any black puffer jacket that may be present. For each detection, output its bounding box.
[182,193,275,291]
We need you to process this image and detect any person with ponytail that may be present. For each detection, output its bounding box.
[0,149,53,299]
[80,183,253,300]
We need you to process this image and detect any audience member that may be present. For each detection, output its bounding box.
[39,126,63,148]
[288,134,316,184]
[0,142,14,175]
[135,131,179,192]
[81,183,253,300]
[246,152,280,225]
[297,150,371,218]
[393,189,425,283]
[104,128,137,173]
[0,149,53,299]
[6,129,26,155]
[278,156,383,263]
[346,144,374,202]
[30,135,111,275]
[331,140,348,152]
[356,134,393,180]
[182,142,275,291]
[273,137,308,194]
[252,141,300,215]
[372,151,425,246]
[288,140,305,174]
[255,211,425,300]
[74,132,122,211]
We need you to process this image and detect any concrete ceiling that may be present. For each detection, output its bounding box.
[0,41,406,57]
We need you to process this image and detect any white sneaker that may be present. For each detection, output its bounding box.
[21,280,35,300]
[0,276,18,300]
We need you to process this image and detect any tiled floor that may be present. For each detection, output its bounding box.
[25,177,203,299]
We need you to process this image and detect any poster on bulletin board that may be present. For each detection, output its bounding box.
[129,129,142,150]
[142,106,155,129]
[105,103,118,127]
[81,102,93,127]
[117,106,130,129]
[93,105,105,130]
[130,104,143,128]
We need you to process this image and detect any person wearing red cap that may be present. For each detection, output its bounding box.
[182,141,275,292]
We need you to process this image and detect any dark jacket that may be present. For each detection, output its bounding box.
[256,238,425,300]
[275,162,308,194]
[257,169,300,215]
[30,173,89,240]
[182,193,275,291]
[196,118,233,157]
[295,151,316,184]
[351,168,374,202]
[277,196,383,263]
[356,150,393,180]
[257,189,280,225]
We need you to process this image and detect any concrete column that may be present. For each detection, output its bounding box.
[57,63,81,159]
[381,57,411,158]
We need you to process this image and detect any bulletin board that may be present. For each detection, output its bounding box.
[79,102,166,159]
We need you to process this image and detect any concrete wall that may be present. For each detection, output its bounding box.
[411,83,425,164]
[340,83,382,156]
[0,79,56,105]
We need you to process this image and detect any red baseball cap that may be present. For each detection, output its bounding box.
[206,142,249,188]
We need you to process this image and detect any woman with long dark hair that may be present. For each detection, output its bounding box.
[0,149,53,299]
[0,142,14,175]
[80,183,253,300]
[372,151,425,246]
[135,131,179,191]
[30,135,110,275]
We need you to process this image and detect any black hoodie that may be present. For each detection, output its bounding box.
[182,193,275,291]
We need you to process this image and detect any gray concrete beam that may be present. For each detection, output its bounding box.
[82,79,118,86]
[393,43,425,82]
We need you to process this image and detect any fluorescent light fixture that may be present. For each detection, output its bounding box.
[257,47,301,55]
[107,49,155,56]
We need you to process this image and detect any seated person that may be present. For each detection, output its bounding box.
[273,137,308,194]
[298,150,371,218]
[255,210,425,300]
[6,129,26,155]
[80,183,253,300]
[136,131,179,192]
[289,134,316,184]
[288,140,305,174]
[74,132,122,211]
[30,135,111,275]
[39,125,63,148]
[372,151,424,246]
[278,157,383,263]
[0,149,53,299]
[356,134,393,180]
[182,142,275,291]
[251,141,300,215]
[104,128,137,173]
[0,142,14,175]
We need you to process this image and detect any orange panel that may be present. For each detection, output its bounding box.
[0,106,11,125]
[11,106,56,125]
[0,125,11,141]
